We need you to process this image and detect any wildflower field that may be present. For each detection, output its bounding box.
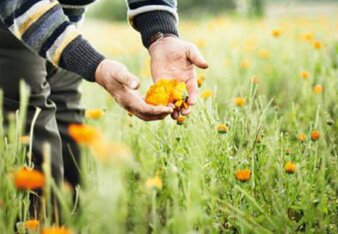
[0,5,338,234]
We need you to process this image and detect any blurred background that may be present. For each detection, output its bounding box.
[88,0,338,21]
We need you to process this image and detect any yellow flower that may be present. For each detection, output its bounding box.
[300,71,310,79]
[68,124,101,145]
[200,90,214,100]
[302,32,314,42]
[145,176,163,190]
[145,79,188,109]
[298,133,306,143]
[235,169,251,182]
[312,40,323,49]
[14,168,45,190]
[41,227,73,234]
[258,49,270,59]
[85,109,105,120]
[284,162,296,174]
[24,219,40,230]
[313,84,323,94]
[20,135,30,145]
[240,59,250,69]
[233,97,246,107]
[271,28,282,38]
[216,124,229,134]
[310,130,320,141]
[197,75,205,88]
[176,116,186,125]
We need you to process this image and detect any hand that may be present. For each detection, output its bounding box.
[95,60,173,121]
[148,36,208,119]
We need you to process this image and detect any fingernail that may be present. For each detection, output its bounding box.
[130,80,138,89]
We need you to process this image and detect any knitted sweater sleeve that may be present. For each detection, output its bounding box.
[0,0,104,82]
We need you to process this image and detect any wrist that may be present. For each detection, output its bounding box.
[148,32,178,48]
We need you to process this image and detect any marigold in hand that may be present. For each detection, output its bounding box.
[176,116,186,125]
[234,97,246,107]
[41,227,73,234]
[145,79,189,109]
[310,130,320,141]
[24,219,40,230]
[145,176,163,190]
[85,109,104,120]
[235,169,251,182]
[68,124,101,145]
[14,168,45,190]
[217,124,229,134]
[284,162,296,174]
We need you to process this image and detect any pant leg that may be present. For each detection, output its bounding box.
[0,27,64,183]
[47,65,84,188]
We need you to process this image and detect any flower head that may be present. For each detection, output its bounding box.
[14,168,45,190]
[284,162,296,174]
[298,133,306,143]
[68,124,101,145]
[20,135,30,145]
[176,116,186,125]
[235,169,251,182]
[312,40,323,49]
[240,59,250,69]
[217,124,229,134]
[258,49,270,59]
[145,176,163,190]
[200,90,214,100]
[313,85,323,94]
[271,28,282,38]
[197,75,205,88]
[24,219,40,230]
[300,71,310,79]
[41,227,72,234]
[85,109,105,120]
[233,97,246,107]
[310,130,320,141]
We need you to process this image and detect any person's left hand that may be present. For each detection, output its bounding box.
[148,36,208,119]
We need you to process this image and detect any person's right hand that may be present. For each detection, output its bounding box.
[95,60,173,121]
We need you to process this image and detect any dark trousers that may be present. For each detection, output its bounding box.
[0,23,83,189]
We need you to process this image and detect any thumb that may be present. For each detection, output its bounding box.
[187,45,209,69]
[114,65,140,90]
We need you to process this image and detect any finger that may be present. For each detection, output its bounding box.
[114,66,140,90]
[186,78,199,105]
[181,107,191,116]
[187,45,209,69]
[171,109,180,120]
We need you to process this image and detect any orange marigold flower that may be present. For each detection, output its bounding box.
[176,116,186,125]
[197,75,205,88]
[85,109,104,120]
[310,130,320,141]
[235,169,251,182]
[24,219,40,230]
[271,28,282,38]
[145,79,188,109]
[300,71,310,79]
[284,162,296,174]
[298,133,306,142]
[20,135,30,144]
[258,49,270,59]
[217,124,229,134]
[68,124,101,145]
[312,40,323,49]
[145,176,163,190]
[200,90,214,100]
[240,59,250,69]
[41,227,73,234]
[234,97,246,107]
[14,168,45,190]
[313,84,323,94]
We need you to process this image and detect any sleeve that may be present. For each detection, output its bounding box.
[126,0,179,48]
[0,0,105,82]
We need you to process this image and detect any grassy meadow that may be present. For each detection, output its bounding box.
[0,6,337,234]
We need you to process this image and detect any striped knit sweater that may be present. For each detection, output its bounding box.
[0,0,178,82]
